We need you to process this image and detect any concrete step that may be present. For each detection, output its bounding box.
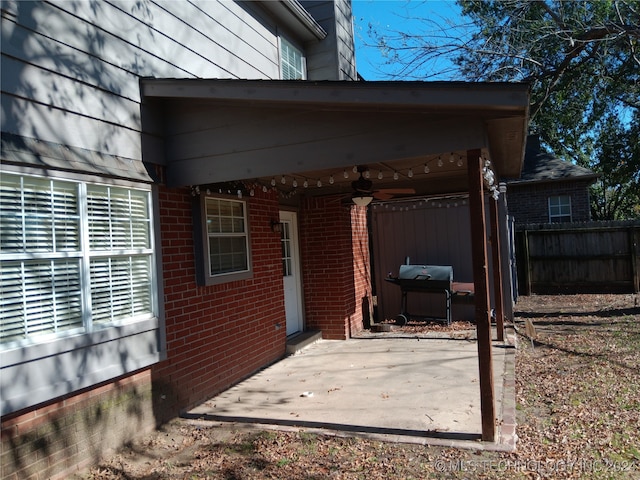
[286,330,322,355]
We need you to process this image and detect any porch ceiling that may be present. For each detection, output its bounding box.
[141,79,530,197]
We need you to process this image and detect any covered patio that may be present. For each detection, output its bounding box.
[141,79,529,443]
[186,330,517,451]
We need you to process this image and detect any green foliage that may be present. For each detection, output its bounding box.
[367,0,640,219]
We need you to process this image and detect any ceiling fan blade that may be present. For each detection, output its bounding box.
[372,191,394,200]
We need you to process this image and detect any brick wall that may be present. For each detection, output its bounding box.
[351,204,373,331]
[151,185,287,422]
[299,196,370,339]
[1,185,288,479]
[1,187,370,478]
[507,180,592,224]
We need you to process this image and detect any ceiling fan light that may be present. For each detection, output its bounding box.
[352,194,373,207]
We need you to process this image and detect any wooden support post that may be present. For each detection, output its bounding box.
[523,230,532,296]
[467,149,496,442]
[489,197,505,342]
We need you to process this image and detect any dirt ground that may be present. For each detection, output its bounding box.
[75,293,640,479]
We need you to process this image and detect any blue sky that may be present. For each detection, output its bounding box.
[352,0,463,80]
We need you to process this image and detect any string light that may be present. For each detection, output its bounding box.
[194,159,473,201]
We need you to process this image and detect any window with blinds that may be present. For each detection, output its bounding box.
[280,37,305,80]
[205,197,248,276]
[0,173,155,347]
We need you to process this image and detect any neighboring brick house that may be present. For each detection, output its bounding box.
[506,135,599,224]
[1,1,530,477]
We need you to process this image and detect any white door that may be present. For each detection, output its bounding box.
[280,211,303,336]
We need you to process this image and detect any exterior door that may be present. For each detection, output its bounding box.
[280,210,304,335]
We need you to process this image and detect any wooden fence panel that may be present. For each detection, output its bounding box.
[515,221,640,295]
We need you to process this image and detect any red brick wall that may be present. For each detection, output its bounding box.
[299,196,370,339]
[151,185,287,421]
[351,205,373,331]
[1,187,371,479]
[1,185,288,479]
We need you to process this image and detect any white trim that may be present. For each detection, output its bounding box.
[548,194,572,222]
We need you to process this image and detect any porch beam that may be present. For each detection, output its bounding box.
[490,197,505,341]
[467,148,496,442]
[164,113,487,187]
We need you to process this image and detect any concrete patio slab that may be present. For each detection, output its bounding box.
[186,328,517,451]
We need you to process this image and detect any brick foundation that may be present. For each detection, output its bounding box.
[1,371,154,480]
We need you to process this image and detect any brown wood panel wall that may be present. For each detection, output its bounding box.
[515,221,640,294]
[370,198,477,322]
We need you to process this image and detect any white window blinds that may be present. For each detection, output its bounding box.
[280,37,305,80]
[0,174,155,346]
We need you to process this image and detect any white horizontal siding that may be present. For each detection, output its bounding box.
[1,17,150,102]
[1,0,284,162]
[1,318,161,416]
[2,56,141,132]
[153,0,279,79]
[2,95,142,160]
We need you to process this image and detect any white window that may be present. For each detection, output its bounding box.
[197,196,251,285]
[280,37,306,80]
[0,173,155,347]
[549,195,572,223]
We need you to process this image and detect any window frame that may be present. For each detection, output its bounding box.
[196,193,253,286]
[0,166,164,415]
[279,35,306,80]
[548,194,572,223]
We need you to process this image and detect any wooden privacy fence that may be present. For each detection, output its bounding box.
[515,220,640,295]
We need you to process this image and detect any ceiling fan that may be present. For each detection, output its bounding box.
[350,165,415,205]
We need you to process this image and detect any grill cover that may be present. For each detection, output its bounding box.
[397,265,453,290]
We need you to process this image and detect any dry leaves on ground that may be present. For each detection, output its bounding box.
[77,294,640,479]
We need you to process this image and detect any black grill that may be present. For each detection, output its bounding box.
[384,264,474,325]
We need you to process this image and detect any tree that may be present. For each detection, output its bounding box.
[365,0,639,220]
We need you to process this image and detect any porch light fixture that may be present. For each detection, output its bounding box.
[270,219,283,233]
[352,194,373,207]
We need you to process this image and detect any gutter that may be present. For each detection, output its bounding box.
[260,0,327,42]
